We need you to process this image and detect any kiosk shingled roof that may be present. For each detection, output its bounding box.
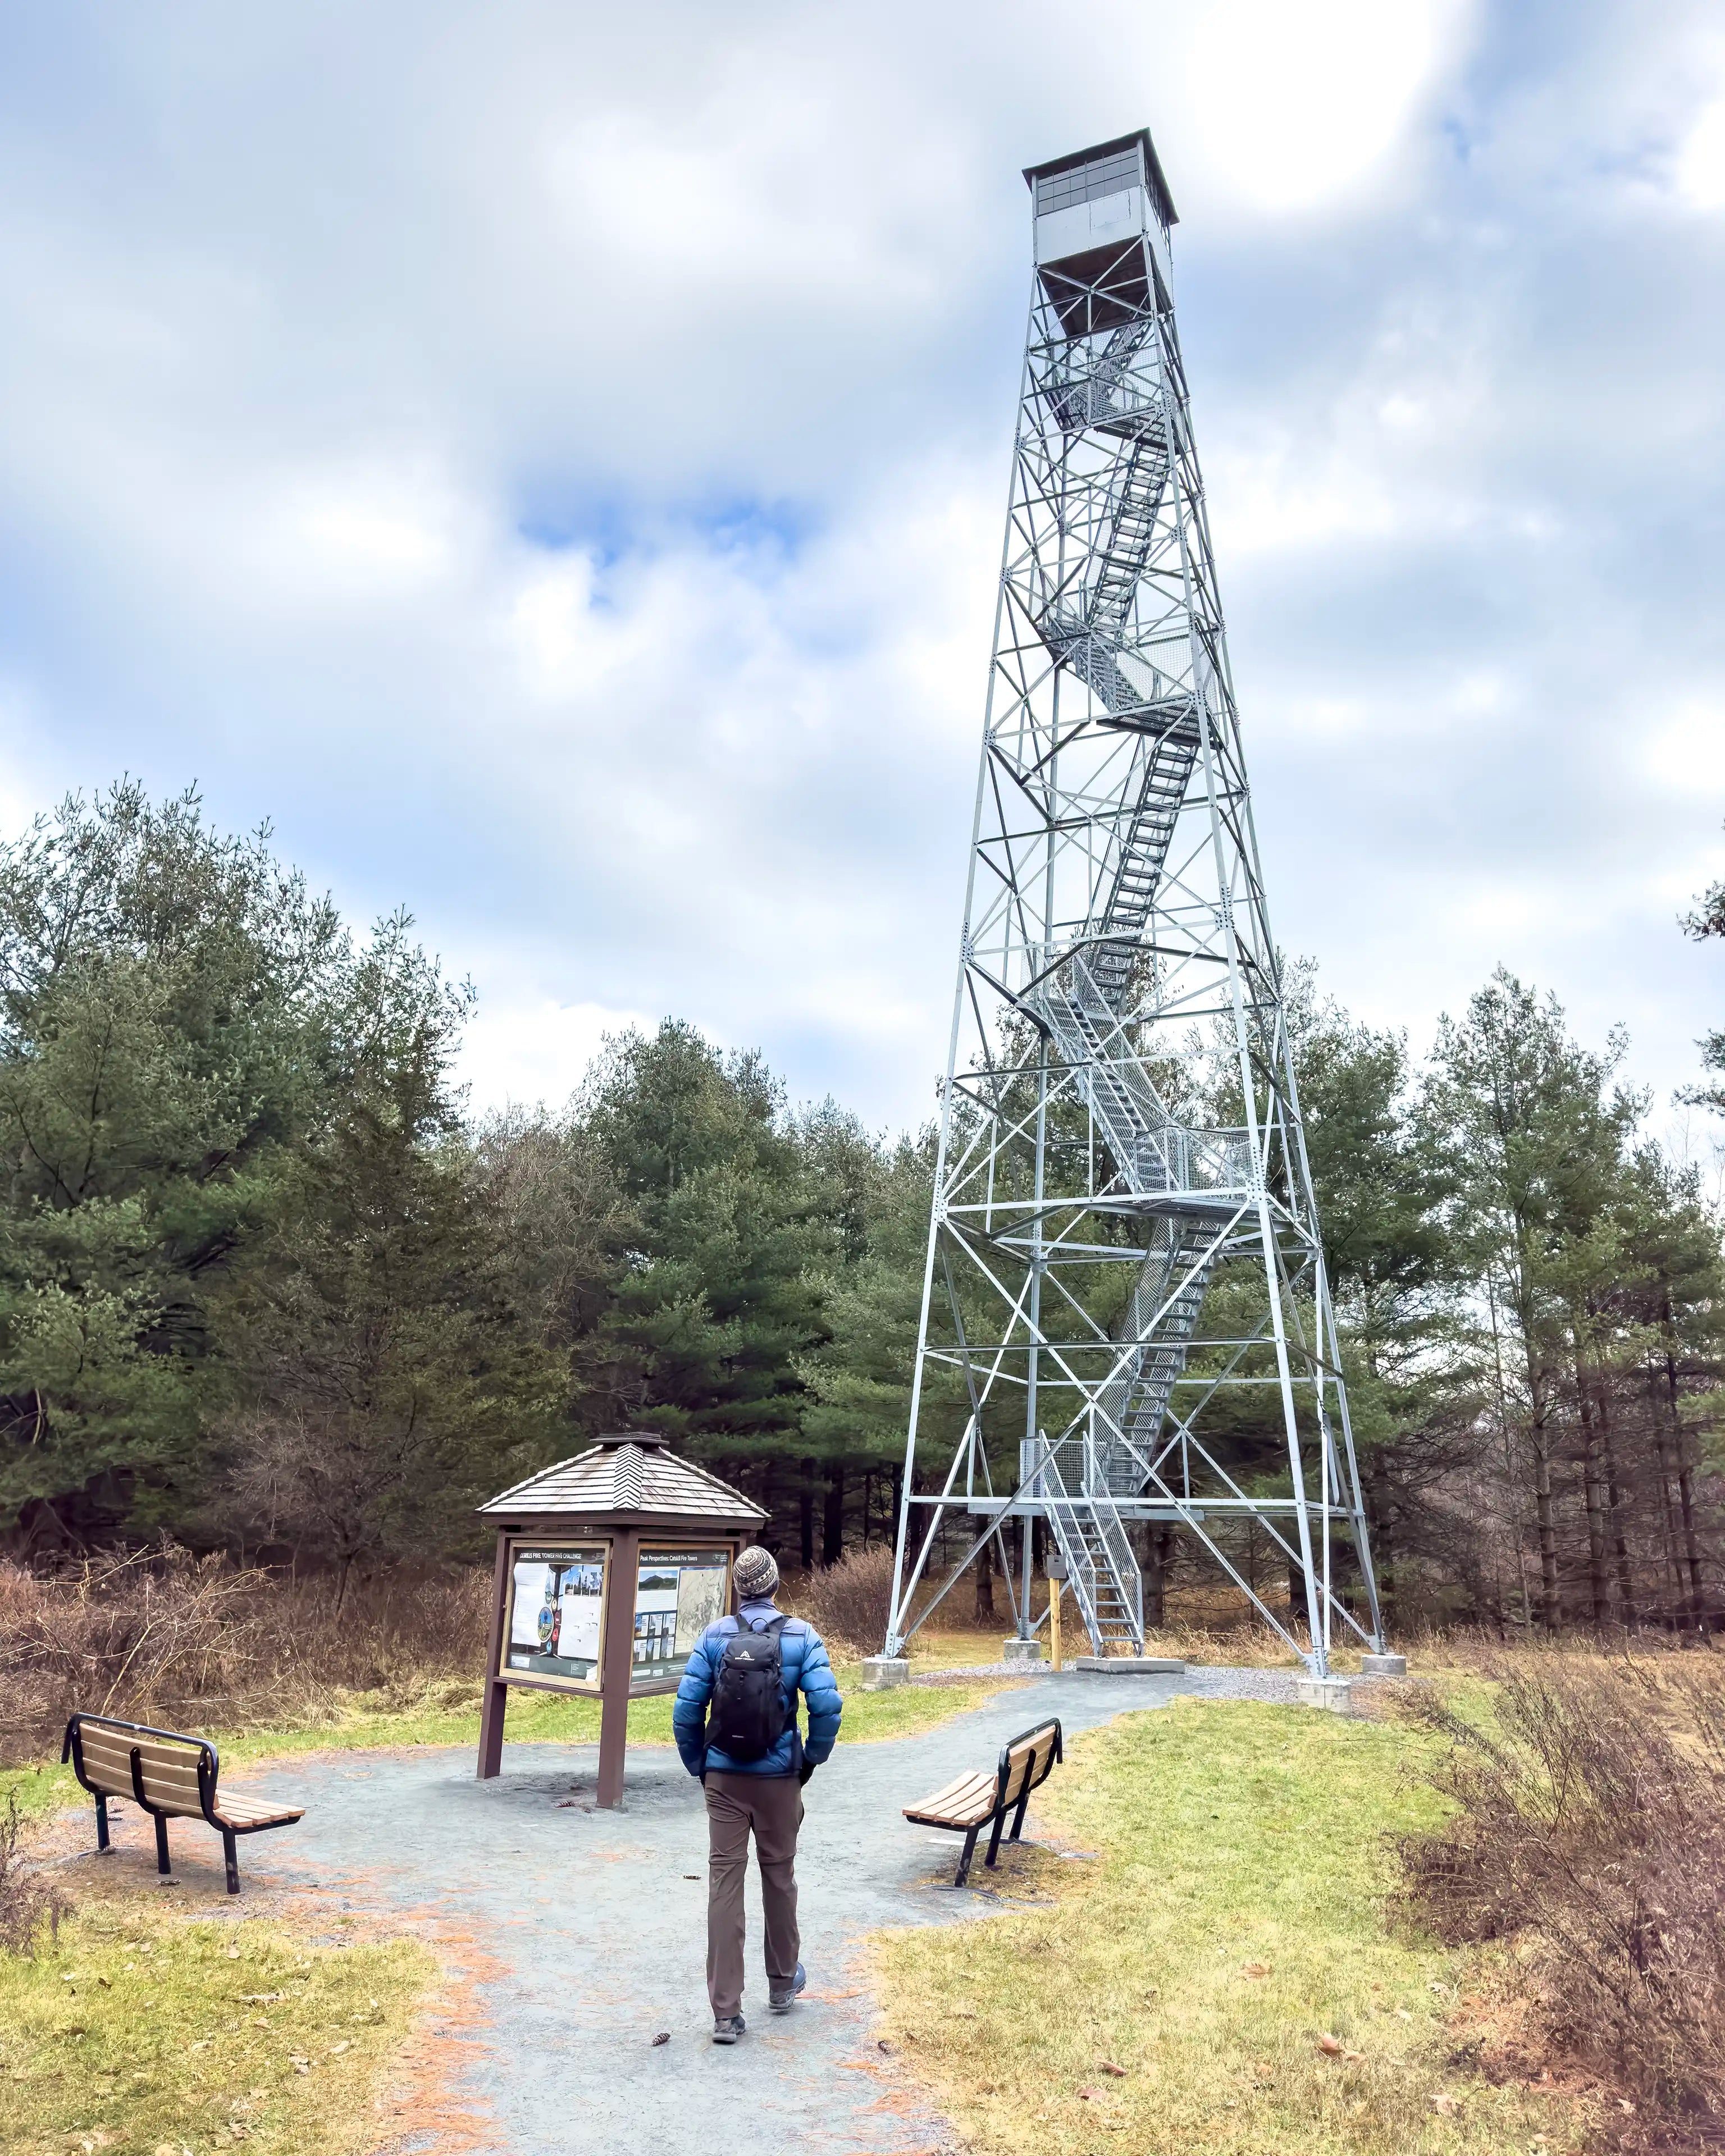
[477,1436,766,1524]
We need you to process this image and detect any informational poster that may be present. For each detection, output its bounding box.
[502,1543,608,1690]
[629,1547,731,1688]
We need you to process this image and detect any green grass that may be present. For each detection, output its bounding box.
[873,1696,1591,2156]
[0,1902,435,2156]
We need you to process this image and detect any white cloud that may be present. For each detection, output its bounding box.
[455,992,659,1115]
[1644,702,1725,798]
[1183,0,1473,213]
[1674,94,1725,211]
[258,467,464,606]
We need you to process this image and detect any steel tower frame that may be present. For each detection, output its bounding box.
[883,129,1385,1677]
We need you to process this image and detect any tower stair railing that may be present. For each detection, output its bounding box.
[1024,1433,1144,1655]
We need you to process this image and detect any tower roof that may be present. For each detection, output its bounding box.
[477,1435,767,1524]
[1023,127,1178,230]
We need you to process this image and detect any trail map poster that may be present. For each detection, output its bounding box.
[502,1543,608,1690]
[630,1548,730,1689]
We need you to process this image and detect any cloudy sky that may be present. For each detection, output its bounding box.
[2,0,1722,1140]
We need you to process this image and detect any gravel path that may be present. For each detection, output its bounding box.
[209,1665,1299,2154]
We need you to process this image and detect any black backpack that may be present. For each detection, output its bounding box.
[708,1616,793,1763]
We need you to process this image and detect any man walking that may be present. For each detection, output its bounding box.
[673,1545,843,2044]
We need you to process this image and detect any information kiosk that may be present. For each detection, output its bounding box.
[474,1436,768,1808]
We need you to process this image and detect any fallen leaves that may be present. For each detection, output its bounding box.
[1240,1961,1271,1979]
[1317,2034,1343,2057]
[1098,2060,1128,2077]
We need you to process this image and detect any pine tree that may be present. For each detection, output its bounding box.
[0,785,348,1546]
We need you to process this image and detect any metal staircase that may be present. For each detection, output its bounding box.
[1019,325,1242,1656]
[1026,1436,1143,1654]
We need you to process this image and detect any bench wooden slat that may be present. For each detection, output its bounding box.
[905,1792,997,1828]
[74,1729,208,1813]
[212,1794,304,1829]
[1001,1730,1057,1806]
[903,1772,996,1822]
[76,1728,204,1767]
[902,1769,994,1819]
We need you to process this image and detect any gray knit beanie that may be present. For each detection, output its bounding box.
[733,1546,779,1600]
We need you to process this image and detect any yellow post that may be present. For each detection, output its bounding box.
[1049,1575,1063,1672]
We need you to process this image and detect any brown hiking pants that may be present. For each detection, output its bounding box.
[704,1770,802,2020]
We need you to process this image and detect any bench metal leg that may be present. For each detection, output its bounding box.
[954,1825,982,1888]
[222,1829,240,1895]
[1008,1788,1033,1843]
[984,1805,1008,1870]
[153,1814,171,1876]
[94,1792,110,1852]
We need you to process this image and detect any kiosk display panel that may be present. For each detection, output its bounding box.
[500,1541,609,1691]
[630,1547,731,1689]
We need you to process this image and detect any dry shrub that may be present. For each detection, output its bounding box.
[0,1793,66,1955]
[1391,1622,1722,1679]
[1402,1658,1725,2142]
[781,1546,896,1657]
[0,1547,491,1765]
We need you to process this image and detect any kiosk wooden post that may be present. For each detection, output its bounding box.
[595,1525,638,1810]
[477,1532,513,1779]
[472,1435,767,1811]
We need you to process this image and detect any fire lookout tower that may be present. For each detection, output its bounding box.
[883,129,1386,1677]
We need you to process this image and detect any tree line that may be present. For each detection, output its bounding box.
[1,784,1720,1632]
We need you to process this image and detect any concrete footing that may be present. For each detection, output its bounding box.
[1297,1675,1354,1714]
[1073,1655,1186,1674]
[1002,1636,1046,1666]
[861,1656,910,1690]
[1360,1653,1408,1678]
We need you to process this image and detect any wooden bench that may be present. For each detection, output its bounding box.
[61,1712,304,1895]
[902,1716,1063,1886]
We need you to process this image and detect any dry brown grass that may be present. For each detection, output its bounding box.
[0,1547,490,1766]
[1400,1655,1725,2146]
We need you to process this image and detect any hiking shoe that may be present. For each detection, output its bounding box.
[711,2015,746,2045]
[769,1963,807,2013]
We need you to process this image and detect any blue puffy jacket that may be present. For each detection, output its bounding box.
[673,1599,843,1778]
